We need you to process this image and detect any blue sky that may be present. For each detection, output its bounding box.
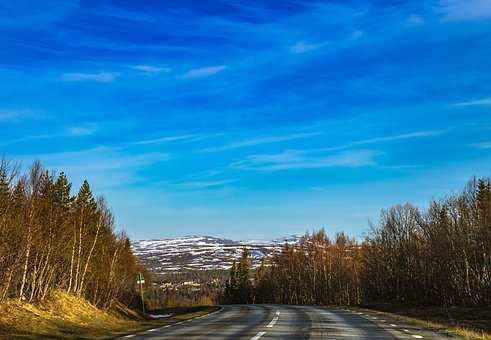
[1,0,491,240]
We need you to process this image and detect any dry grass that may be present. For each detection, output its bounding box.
[0,291,139,339]
[0,291,219,339]
[359,304,491,340]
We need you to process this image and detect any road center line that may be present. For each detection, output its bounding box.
[267,316,279,328]
[265,310,280,328]
[251,331,266,340]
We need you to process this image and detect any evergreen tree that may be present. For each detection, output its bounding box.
[253,258,267,303]
[223,261,237,303]
[223,249,252,304]
[0,164,11,215]
[54,172,73,209]
[236,248,252,304]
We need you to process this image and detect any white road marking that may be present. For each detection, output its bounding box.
[390,324,397,327]
[403,329,410,332]
[122,307,224,338]
[267,316,279,328]
[156,307,224,331]
[265,310,280,328]
[411,335,423,339]
[251,331,266,340]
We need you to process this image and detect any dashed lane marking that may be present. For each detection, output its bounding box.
[354,312,423,339]
[122,307,224,338]
[267,316,279,328]
[266,310,280,328]
[251,331,266,340]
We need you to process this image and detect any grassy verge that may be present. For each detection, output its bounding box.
[0,291,218,339]
[358,304,491,340]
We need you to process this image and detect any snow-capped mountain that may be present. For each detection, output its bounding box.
[132,235,301,273]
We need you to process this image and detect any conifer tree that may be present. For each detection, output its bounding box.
[236,248,252,304]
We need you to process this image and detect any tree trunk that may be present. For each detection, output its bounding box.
[78,218,101,296]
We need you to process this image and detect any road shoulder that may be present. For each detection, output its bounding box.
[346,306,470,339]
[111,306,221,339]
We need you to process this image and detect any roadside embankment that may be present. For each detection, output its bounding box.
[358,304,491,340]
[0,291,218,339]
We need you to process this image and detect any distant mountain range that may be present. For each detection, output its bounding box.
[132,235,301,273]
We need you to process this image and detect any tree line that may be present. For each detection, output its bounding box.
[156,270,227,307]
[0,159,142,308]
[223,177,491,307]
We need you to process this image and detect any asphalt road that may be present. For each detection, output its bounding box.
[122,305,455,339]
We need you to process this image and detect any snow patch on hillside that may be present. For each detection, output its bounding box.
[132,235,301,273]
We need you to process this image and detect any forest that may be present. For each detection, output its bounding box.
[224,177,491,307]
[1,155,489,311]
[0,159,142,308]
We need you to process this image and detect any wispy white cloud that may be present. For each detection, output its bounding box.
[289,41,324,54]
[133,134,201,145]
[0,2,76,28]
[336,130,444,149]
[453,97,491,107]
[229,130,442,171]
[314,130,446,153]
[471,141,491,149]
[0,134,54,146]
[0,109,43,122]
[26,146,171,172]
[15,146,171,189]
[1,123,99,146]
[174,179,235,190]
[290,31,362,55]
[60,72,118,82]
[232,149,379,171]
[185,65,227,78]
[65,124,98,136]
[202,132,321,153]
[133,64,171,74]
[438,0,491,21]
